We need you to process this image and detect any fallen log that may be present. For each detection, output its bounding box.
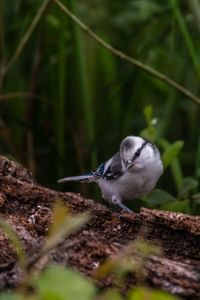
[0,156,199,299]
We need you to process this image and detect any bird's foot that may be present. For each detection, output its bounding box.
[111,195,132,213]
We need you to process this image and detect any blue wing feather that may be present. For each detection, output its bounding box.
[92,163,105,178]
[93,152,124,180]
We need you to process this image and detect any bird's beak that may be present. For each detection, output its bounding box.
[126,161,133,169]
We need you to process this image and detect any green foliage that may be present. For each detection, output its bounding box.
[99,289,124,300]
[0,294,21,300]
[43,200,89,253]
[141,105,199,213]
[179,177,199,197]
[35,266,96,300]
[140,105,157,141]
[144,189,176,206]
[128,287,179,300]
[94,239,161,283]
[161,141,184,169]
[162,199,190,213]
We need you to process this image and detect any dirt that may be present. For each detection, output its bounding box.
[0,156,199,299]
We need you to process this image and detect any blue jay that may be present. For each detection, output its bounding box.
[58,136,163,213]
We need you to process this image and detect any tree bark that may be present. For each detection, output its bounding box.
[0,156,199,299]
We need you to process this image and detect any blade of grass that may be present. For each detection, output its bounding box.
[170,0,200,80]
[159,19,182,137]
[97,44,119,124]
[67,0,96,167]
[56,4,67,177]
[189,0,200,35]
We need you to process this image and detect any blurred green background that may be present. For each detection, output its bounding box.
[0,0,200,213]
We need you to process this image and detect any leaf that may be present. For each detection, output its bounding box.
[144,105,153,126]
[0,293,22,300]
[162,199,189,213]
[99,289,124,300]
[141,105,157,142]
[161,141,184,168]
[45,14,60,28]
[36,266,96,300]
[179,177,199,197]
[43,200,89,254]
[128,286,179,300]
[93,258,116,279]
[140,127,156,142]
[145,189,176,205]
[48,199,69,236]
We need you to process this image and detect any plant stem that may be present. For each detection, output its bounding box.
[53,0,200,106]
[69,0,96,166]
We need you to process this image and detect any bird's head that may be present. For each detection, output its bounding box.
[120,136,157,170]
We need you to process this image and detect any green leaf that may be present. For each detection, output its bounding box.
[144,189,176,205]
[140,127,156,142]
[141,105,157,142]
[0,293,22,300]
[36,266,96,300]
[43,200,89,255]
[99,289,124,300]
[162,199,189,213]
[128,287,179,300]
[179,177,199,197]
[144,105,153,126]
[161,141,184,168]
[45,14,60,28]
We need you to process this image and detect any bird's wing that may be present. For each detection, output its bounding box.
[93,152,125,180]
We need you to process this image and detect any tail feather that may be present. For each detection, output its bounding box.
[58,173,94,183]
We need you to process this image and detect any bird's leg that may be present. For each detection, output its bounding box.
[111,195,132,213]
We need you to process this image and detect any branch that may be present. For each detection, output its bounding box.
[0,163,199,298]
[53,0,200,106]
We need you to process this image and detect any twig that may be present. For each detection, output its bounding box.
[53,0,200,106]
[3,0,52,74]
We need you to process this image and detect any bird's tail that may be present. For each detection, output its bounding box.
[58,173,94,183]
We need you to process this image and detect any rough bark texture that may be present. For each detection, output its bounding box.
[0,156,199,299]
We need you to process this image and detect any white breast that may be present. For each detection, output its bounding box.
[97,157,163,203]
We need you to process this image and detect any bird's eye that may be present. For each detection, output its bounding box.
[134,150,140,157]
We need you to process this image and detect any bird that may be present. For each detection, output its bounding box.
[58,135,164,213]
